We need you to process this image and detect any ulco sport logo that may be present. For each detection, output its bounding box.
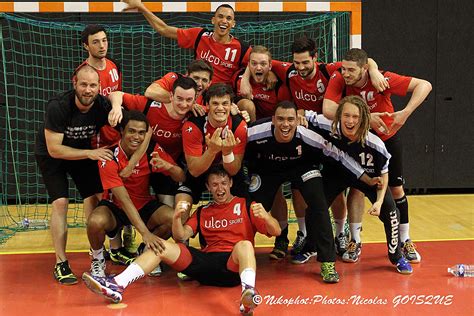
[204,216,243,229]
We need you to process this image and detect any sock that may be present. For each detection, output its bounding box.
[109,232,121,251]
[114,263,145,289]
[349,223,362,243]
[334,217,347,236]
[395,195,409,224]
[278,221,288,230]
[240,268,256,292]
[296,217,306,236]
[399,223,410,243]
[91,247,104,261]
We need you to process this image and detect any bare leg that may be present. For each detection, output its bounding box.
[51,197,69,263]
[87,206,117,250]
[347,188,365,243]
[291,189,307,234]
[331,192,347,236]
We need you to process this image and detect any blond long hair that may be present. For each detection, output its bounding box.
[331,95,371,144]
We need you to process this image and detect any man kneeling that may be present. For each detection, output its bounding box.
[82,165,281,315]
[87,110,180,276]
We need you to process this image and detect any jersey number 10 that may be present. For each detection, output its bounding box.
[109,68,119,83]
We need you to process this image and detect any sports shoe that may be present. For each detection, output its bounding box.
[320,262,340,283]
[342,240,362,263]
[402,239,421,263]
[269,236,289,260]
[291,251,317,264]
[90,258,106,278]
[290,231,306,256]
[239,284,259,315]
[110,247,136,266]
[395,257,413,275]
[177,272,193,281]
[148,263,163,277]
[54,260,78,285]
[82,272,124,303]
[335,233,349,256]
[123,226,138,254]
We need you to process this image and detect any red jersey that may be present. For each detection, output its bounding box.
[186,197,269,252]
[99,142,175,210]
[182,115,247,164]
[324,71,412,140]
[122,93,185,161]
[98,143,153,210]
[233,70,291,119]
[177,28,251,85]
[78,58,123,148]
[271,60,342,112]
[154,72,204,105]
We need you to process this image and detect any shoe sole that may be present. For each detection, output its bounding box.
[82,273,122,303]
[322,278,340,283]
[342,256,359,263]
[291,258,311,264]
[55,278,78,285]
[268,251,286,260]
[396,269,413,275]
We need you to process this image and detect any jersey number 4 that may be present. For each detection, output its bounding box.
[233,203,241,216]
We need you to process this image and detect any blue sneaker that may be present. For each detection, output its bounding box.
[396,257,413,275]
[82,272,124,303]
[291,251,317,264]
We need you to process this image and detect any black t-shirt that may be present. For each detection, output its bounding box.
[35,90,111,156]
[245,118,365,178]
[245,118,317,174]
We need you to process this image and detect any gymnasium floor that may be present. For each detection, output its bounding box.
[0,194,473,315]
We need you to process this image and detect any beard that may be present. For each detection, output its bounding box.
[298,65,315,78]
[345,71,364,86]
[75,89,98,107]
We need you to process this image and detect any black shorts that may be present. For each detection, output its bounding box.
[35,154,102,202]
[150,172,179,196]
[384,134,404,187]
[98,199,163,238]
[177,168,249,203]
[180,247,240,287]
[249,164,323,210]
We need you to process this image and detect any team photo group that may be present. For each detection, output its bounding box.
[34,0,432,314]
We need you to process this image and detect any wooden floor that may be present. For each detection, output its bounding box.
[1,194,473,253]
[0,194,473,316]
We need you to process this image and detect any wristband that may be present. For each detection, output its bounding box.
[222,152,235,163]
